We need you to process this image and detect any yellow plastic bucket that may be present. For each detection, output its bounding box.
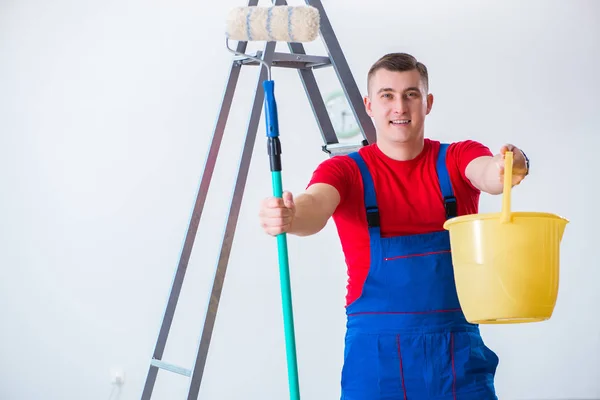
[443,151,569,324]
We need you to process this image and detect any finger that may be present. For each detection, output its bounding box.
[282,191,295,209]
[261,219,288,233]
[512,174,524,186]
[496,155,505,172]
[260,207,293,220]
[265,196,286,208]
[514,148,527,166]
[263,224,282,236]
[265,223,291,236]
[263,214,293,225]
[500,144,515,155]
[262,217,291,229]
[507,146,522,159]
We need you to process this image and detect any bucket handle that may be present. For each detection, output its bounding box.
[501,151,513,223]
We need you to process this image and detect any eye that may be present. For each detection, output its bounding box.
[382,93,393,99]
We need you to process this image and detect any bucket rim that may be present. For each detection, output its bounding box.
[443,211,569,229]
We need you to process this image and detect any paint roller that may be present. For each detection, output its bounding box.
[225,5,320,400]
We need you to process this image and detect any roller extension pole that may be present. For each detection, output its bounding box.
[263,79,300,400]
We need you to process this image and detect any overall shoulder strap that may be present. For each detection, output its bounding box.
[436,143,457,219]
[347,152,380,228]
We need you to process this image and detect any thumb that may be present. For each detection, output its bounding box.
[282,191,295,210]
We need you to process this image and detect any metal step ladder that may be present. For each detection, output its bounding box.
[140,0,375,398]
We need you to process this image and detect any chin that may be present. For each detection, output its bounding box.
[384,128,416,143]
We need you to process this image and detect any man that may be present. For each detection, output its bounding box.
[259,53,529,399]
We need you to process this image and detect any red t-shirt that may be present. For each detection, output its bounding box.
[307,138,492,306]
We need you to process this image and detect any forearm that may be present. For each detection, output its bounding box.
[288,192,330,236]
[471,155,505,195]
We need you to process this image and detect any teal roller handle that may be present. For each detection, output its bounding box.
[263,79,300,400]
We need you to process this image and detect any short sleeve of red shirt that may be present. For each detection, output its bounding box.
[306,154,359,207]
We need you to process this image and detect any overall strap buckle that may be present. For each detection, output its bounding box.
[443,196,457,220]
[366,206,380,228]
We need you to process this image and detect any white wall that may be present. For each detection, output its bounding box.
[1,0,598,399]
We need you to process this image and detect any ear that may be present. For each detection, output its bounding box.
[426,93,434,115]
[364,95,373,117]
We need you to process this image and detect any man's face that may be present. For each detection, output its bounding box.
[364,68,433,145]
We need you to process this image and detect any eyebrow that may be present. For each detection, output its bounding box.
[376,86,421,94]
[376,87,395,94]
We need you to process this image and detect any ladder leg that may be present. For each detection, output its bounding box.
[186,40,278,400]
[305,0,376,144]
[287,41,339,146]
[140,35,254,400]
[143,0,370,397]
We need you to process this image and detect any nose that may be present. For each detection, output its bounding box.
[393,97,408,115]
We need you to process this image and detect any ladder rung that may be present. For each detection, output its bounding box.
[322,140,368,156]
[150,359,192,377]
[235,51,332,69]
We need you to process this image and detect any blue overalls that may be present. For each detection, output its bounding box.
[342,145,499,400]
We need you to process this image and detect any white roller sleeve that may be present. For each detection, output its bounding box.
[226,6,320,43]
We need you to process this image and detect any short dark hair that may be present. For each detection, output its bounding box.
[367,52,429,94]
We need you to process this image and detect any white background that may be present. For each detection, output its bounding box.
[1,0,598,399]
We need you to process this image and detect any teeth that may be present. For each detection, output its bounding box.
[391,120,410,124]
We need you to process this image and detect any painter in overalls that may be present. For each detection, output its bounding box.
[341,144,500,400]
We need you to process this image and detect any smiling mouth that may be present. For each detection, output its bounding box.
[390,119,410,126]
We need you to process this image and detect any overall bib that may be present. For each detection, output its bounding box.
[341,145,499,400]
